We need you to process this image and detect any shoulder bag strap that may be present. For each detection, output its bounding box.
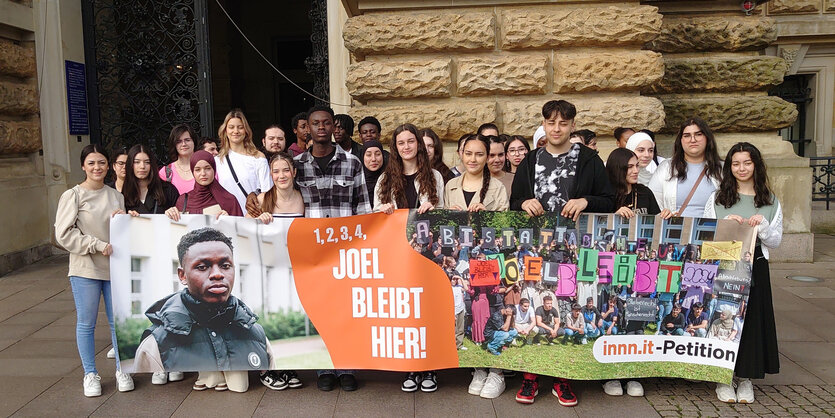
[225,154,249,196]
[181,193,188,212]
[677,167,707,215]
[165,164,173,182]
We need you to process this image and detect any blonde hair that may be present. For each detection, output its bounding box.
[217,109,257,159]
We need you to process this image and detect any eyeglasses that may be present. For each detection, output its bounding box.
[114,161,127,167]
[507,148,527,155]
[682,131,705,140]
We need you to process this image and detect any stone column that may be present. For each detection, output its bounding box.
[645,12,811,262]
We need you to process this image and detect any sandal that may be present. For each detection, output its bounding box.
[192,383,208,391]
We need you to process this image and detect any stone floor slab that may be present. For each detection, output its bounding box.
[253,371,339,418]
[11,376,116,417]
[0,376,60,417]
[332,370,416,418]
[171,376,265,418]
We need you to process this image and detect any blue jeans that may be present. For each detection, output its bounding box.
[69,276,119,374]
[656,300,673,331]
[600,320,617,335]
[662,328,685,336]
[563,328,584,342]
[584,323,601,338]
[487,329,518,352]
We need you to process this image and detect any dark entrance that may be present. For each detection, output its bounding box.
[207,0,328,146]
[82,0,328,161]
[770,74,814,157]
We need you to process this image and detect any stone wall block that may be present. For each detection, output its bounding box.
[769,0,821,14]
[0,119,42,154]
[554,51,663,93]
[347,59,451,100]
[501,6,661,49]
[647,56,787,94]
[0,39,36,78]
[660,96,797,132]
[647,16,777,52]
[343,12,495,55]
[502,97,665,138]
[0,81,39,115]
[348,102,496,142]
[457,55,548,96]
[827,0,835,12]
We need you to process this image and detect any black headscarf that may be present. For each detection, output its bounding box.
[361,140,386,201]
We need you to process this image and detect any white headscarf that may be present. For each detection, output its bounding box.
[625,132,663,186]
[533,126,546,147]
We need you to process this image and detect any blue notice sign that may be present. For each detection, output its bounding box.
[65,60,89,135]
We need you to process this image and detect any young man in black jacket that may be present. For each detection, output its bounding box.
[509,99,615,407]
[510,100,615,220]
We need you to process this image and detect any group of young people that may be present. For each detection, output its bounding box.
[54,99,781,407]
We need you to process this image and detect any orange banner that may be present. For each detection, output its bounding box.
[287,211,458,371]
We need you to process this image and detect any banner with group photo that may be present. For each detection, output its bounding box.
[111,210,756,384]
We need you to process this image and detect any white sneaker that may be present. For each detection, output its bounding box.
[736,379,754,404]
[581,338,588,345]
[479,369,505,399]
[468,368,488,395]
[716,382,736,403]
[83,373,101,397]
[603,379,623,396]
[106,348,116,359]
[626,380,644,397]
[168,372,185,382]
[116,370,134,392]
[458,346,468,351]
[151,371,168,385]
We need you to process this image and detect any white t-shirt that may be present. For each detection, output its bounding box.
[452,285,465,315]
[215,150,272,215]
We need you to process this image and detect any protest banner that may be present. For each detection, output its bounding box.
[112,210,756,384]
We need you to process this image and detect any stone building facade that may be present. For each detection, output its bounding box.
[330,0,811,261]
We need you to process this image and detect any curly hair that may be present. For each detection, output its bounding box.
[669,117,722,182]
[377,123,439,207]
[177,227,234,265]
[716,142,773,208]
[218,109,258,159]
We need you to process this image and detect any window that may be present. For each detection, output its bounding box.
[662,218,684,244]
[691,218,717,244]
[172,260,180,293]
[577,216,588,235]
[131,300,142,316]
[638,215,655,241]
[131,257,142,272]
[131,279,141,293]
[614,215,630,238]
[593,215,609,241]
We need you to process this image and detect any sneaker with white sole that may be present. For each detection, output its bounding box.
[480,369,505,399]
[282,370,302,388]
[420,371,438,392]
[83,373,101,397]
[116,370,134,392]
[736,379,754,404]
[151,371,168,385]
[716,382,736,403]
[260,370,289,390]
[106,348,115,359]
[401,372,421,392]
[625,380,644,397]
[603,380,623,396]
[468,368,488,395]
[168,372,184,382]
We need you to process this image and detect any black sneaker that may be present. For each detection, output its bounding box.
[317,373,337,391]
[402,372,421,392]
[282,370,302,388]
[339,373,358,391]
[420,371,437,393]
[260,371,288,391]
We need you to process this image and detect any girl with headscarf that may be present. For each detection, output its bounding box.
[706,306,737,341]
[165,150,243,221]
[626,131,666,186]
[361,139,386,201]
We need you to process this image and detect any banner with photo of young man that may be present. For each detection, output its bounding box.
[111,210,755,384]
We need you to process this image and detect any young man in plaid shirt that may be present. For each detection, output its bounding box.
[297,105,370,392]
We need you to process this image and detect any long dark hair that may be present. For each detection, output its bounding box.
[123,144,166,208]
[419,128,452,180]
[261,152,297,213]
[670,117,722,182]
[463,134,492,203]
[716,142,773,208]
[504,135,530,172]
[165,124,198,164]
[378,123,439,207]
[606,148,637,208]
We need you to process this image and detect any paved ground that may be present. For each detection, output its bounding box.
[0,236,833,417]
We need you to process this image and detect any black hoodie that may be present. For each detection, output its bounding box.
[510,145,615,213]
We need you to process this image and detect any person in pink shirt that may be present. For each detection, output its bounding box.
[159,124,198,194]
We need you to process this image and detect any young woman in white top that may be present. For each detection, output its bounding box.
[648,117,723,219]
[54,145,135,397]
[158,124,198,194]
[215,109,272,215]
[373,123,444,215]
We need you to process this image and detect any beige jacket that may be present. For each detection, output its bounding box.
[443,175,509,211]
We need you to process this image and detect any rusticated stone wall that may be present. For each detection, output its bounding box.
[0,37,41,155]
[342,3,665,144]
